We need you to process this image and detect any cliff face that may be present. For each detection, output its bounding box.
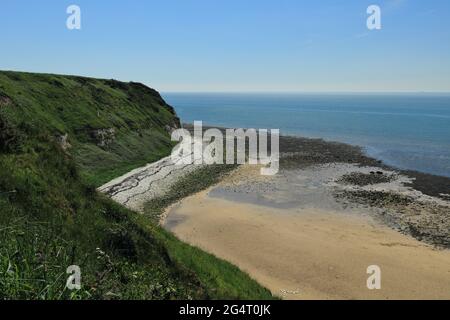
[0,71,180,185]
[0,71,193,299]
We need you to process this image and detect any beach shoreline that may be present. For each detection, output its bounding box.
[100,130,450,247]
[100,131,450,299]
[161,157,450,299]
[162,184,450,300]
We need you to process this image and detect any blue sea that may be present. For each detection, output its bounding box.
[162,93,450,178]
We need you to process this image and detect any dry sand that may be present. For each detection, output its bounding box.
[98,129,450,300]
[163,166,450,300]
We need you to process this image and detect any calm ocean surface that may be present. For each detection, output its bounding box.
[162,93,450,178]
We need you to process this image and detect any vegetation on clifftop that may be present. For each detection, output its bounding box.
[0,71,273,300]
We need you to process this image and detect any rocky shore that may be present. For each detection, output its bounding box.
[98,129,450,299]
[277,135,450,248]
[100,131,450,248]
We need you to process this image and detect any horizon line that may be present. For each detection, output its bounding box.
[3,69,450,95]
[160,90,450,95]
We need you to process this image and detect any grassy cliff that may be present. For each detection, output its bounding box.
[0,71,179,186]
[0,71,272,299]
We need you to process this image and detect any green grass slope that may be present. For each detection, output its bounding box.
[0,71,179,186]
[0,71,273,300]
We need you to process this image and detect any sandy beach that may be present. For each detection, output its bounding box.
[163,165,450,300]
[100,133,450,300]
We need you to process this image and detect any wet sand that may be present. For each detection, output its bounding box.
[163,166,450,300]
[99,129,450,299]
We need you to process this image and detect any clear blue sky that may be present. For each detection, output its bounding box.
[1,0,450,92]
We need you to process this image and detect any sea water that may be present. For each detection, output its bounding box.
[163,93,450,177]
